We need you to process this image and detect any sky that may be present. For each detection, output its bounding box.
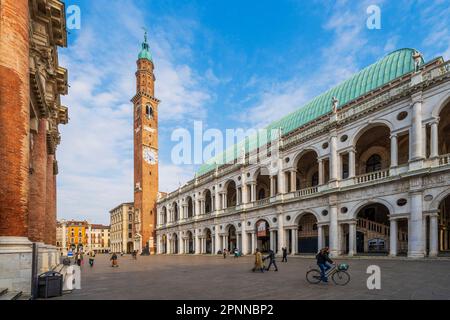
[58,0,450,224]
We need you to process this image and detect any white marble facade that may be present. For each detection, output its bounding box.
[156,57,450,259]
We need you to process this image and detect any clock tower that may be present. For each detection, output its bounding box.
[132,31,159,254]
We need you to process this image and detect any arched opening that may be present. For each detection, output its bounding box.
[204,190,212,214]
[296,150,320,189]
[162,234,167,254]
[355,125,391,175]
[226,181,237,208]
[172,202,179,221]
[438,194,450,253]
[438,101,450,155]
[127,242,133,254]
[356,203,392,255]
[172,233,178,254]
[205,229,212,254]
[227,225,237,252]
[161,207,167,224]
[255,220,270,252]
[186,231,194,254]
[145,104,153,119]
[256,171,270,200]
[297,213,319,253]
[187,197,193,218]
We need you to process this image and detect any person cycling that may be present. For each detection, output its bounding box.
[316,247,333,283]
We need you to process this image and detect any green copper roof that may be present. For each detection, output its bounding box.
[196,48,424,177]
[138,31,152,61]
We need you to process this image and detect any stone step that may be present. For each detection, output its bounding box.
[15,294,31,300]
[0,291,22,300]
[0,288,8,296]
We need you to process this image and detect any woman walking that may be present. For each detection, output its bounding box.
[88,251,96,267]
[252,248,264,273]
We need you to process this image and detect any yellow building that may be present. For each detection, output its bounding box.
[65,220,89,252]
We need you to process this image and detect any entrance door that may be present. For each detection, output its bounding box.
[356,231,365,253]
[298,237,318,253]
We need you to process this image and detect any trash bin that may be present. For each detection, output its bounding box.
[38,271,63,298]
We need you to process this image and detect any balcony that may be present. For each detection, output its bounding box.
[439,153,450,166]
[355,169,390,184]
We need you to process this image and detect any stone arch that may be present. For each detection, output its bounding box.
[430,188,450,212]
[292,210,321,225]
[351,121,393,147]
[349,198,394,220]
[353,123,391,175]
[432,91,450,117]
[292,147,320,169]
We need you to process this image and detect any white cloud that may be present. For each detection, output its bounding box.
[58,1,211,224]
[239,1,376,129]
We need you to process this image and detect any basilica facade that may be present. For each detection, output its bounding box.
[156,48,450,259]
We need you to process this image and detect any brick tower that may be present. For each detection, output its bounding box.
[132,31,159,254]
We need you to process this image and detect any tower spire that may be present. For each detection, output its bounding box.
[138,27,152,61]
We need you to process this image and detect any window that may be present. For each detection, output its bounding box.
[128,224,132,229]
[129,233,132,238]
[342,163,349,179]
[146,105,153,119]
[366,154,382,173]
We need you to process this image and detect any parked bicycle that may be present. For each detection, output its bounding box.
[306,263,350,286]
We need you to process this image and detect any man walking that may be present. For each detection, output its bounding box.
[264,249,278,271]
[282,247,288,262]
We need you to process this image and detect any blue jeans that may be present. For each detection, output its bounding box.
[318,263,331,282]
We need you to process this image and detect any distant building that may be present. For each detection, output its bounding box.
[91,224,111,253]
[110,203,135,253]
[57,220,111,254]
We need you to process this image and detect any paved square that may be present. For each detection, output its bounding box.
[55,254,450,300]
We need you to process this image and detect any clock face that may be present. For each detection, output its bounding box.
[143,147,157,165]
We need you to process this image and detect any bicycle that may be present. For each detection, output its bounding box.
[306,263,350,286]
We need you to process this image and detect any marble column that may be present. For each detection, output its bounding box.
[429,214,438,257]
[278,216,285,253]
[329,206,339,256]
[409,191,424,257]
[242,223,248,255]
[290,229,297,255]
[250,183,257,202]
[430,119,439,159]
[290,171,297,192]
[251,232,256,253]
[348,223,356,256]
[317,225,324,250]
[195,233,200,254]
[318,159,325,185]
[348,149,356,179]
[329,133,338,181]
[390,134,398,168]
[389,219,398,256]
[215,226,220,254]
[411,96,424,161]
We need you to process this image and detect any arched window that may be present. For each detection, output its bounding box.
[366,154,382,173]
[146,105,153,119]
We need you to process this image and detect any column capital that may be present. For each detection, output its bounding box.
[390,133,398,139]
[430,117,440,125]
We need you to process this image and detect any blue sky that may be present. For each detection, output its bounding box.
[58,0,450,224]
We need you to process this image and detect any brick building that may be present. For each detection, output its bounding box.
[0,0,68,294]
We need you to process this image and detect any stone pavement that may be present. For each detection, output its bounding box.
[55,254,450,300]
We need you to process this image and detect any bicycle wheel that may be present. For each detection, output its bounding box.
[306,269,322,284]
[332,271,350,286]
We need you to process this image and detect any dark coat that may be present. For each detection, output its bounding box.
[316,252,333,265]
